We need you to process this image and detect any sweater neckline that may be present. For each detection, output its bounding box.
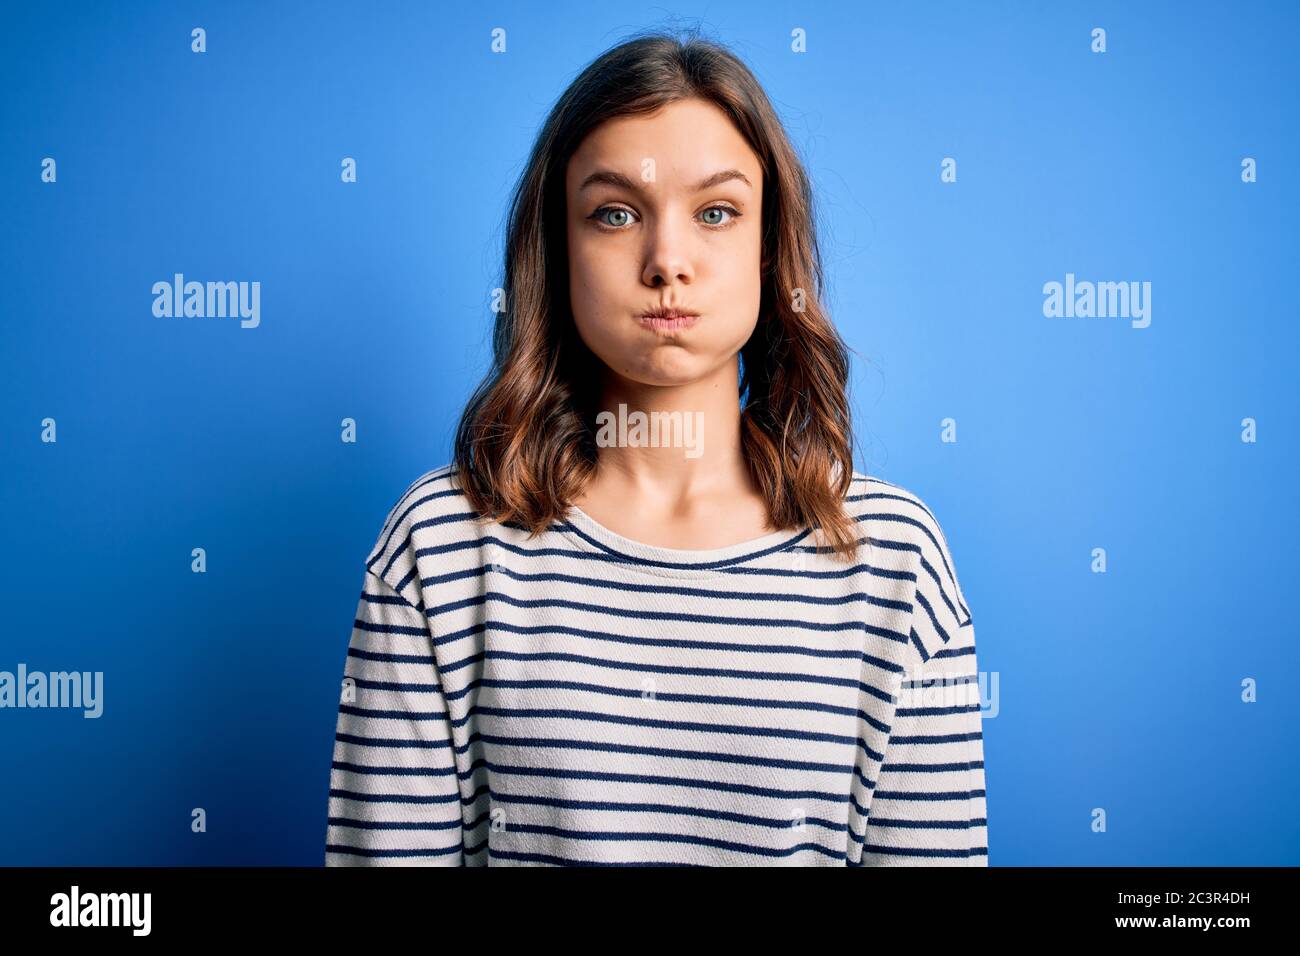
[559,505,812,578]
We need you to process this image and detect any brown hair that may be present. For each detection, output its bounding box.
[453,26,864,560]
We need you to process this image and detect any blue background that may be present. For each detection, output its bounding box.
[1,0,1296,865]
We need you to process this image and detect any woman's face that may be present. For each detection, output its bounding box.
[565,97,764,388]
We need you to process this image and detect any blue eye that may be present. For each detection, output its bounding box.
[593,206,634,228]
[701,206,736,226]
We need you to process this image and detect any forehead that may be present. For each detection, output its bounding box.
[566,98,761,188]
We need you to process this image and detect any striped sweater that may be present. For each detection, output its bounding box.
[326,464,988,866]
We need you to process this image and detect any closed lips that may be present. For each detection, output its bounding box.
[639,306,700,319]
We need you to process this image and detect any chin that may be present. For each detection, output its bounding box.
[619,354,705,387]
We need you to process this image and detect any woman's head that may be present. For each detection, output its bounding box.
[565,95,764,389]
[455,28,862,559]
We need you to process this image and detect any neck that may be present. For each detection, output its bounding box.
[588,357,753,508]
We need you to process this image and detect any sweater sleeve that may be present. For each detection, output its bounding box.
[856,503,988,866]
[324,567,466,865]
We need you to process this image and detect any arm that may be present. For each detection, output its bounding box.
[325,569,465,865]
[856,507,988,866]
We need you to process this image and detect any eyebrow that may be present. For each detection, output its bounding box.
[577,167,753,194]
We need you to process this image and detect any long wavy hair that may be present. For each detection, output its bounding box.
[453,27,864,560]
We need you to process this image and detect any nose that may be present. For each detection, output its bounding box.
[641,213,695,288]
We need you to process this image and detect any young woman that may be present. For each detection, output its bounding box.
[326,30,986,866]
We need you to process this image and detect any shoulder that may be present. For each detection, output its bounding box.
[848,471,974,659]
[846,471,961,564]
[363,464,484,603]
